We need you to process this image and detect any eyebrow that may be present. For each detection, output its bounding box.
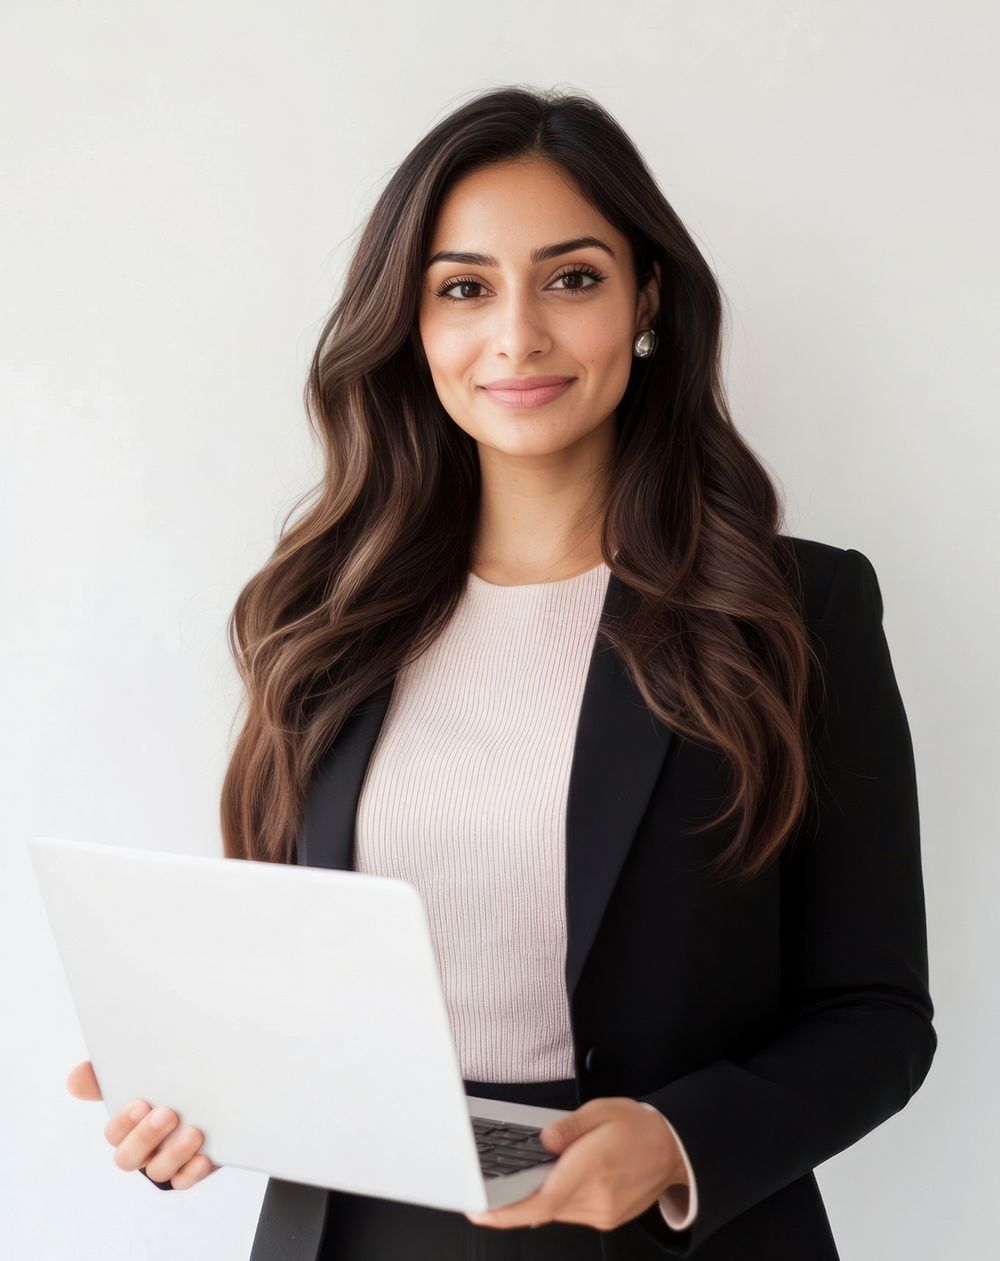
[424,235,617,270]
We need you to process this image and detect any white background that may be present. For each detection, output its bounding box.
[2,1,996,1257]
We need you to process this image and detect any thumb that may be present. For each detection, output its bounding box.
[66,1060,103,1101]
[539,1108,589,1151]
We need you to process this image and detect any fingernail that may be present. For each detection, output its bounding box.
[149,1106,172,1128]
[128,1101,147,1122]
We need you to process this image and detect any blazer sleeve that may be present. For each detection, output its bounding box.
[632,546,937,1256]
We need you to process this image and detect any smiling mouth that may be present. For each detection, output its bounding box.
[479,379,575,409]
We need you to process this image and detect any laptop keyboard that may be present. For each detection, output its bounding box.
[471,1117,559,1179]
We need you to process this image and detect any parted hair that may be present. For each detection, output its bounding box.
[220,84,825,884]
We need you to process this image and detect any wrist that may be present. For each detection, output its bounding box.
[664,1147,689,1192]
[637,1101,689,1191]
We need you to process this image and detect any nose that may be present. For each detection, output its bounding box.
[488,289,554,362]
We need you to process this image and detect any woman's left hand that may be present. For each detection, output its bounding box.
[464,1096,686,1232]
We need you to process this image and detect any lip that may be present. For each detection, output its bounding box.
[479,376,575,409]
[482,375,573,390]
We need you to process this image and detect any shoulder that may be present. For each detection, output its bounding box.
[775,534,881,624]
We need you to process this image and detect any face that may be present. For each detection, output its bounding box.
[418,157,660,462]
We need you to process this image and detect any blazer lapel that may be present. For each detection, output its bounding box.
[563,573,675,996]
[296,571,675,1002]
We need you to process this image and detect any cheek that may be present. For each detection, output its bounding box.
[570,311,635,420]
[419,313,476,378]
[567,305,630,371]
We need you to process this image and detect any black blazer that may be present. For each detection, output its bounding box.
[233,536,935,1259]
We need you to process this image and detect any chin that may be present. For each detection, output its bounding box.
[489,426,586,457]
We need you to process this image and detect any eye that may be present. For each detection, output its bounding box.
[432,265,607,304]
[434,275,489,302]
[550,265,605,295]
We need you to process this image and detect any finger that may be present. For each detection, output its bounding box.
[169,1152,220,1190]
[143,1124,208,1185]
[104,1099,153,1145]
[66,1061,102,1101]
[113,1105,180,1173]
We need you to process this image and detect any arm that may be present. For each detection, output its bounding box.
[634,547,936,1255]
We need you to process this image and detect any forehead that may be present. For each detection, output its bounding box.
[426,158,625,261]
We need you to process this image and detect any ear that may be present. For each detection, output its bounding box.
[636,259,662,332]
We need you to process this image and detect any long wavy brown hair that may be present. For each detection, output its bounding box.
[220,84,826,884]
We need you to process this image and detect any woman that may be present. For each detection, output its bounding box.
[67,85,936,1259]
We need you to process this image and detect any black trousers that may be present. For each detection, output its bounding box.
[316,1076,625,1260]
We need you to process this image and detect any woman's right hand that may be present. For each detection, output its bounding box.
[66,1060,220,1189]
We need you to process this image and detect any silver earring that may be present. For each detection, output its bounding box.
[632,328,657,358]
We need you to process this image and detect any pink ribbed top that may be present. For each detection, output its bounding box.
[352,559,697,1230]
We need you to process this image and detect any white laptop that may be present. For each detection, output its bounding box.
[29,835,573,1213]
